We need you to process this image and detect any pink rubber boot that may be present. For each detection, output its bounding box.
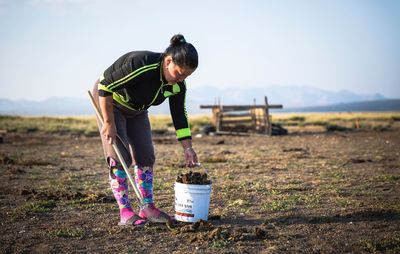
[135,166,171,223]
[110,167,146,226]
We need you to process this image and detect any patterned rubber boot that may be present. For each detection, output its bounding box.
[109,164,146,226]
[135,166,171,223]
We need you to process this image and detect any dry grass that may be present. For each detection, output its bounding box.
[272,112,400,122]
[1,112,398,135]
[271,112,400,131]
[0,115,98,135]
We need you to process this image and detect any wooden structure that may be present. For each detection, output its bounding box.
[200,96,283,135]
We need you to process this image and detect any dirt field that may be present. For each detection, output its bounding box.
[1,126,399,253]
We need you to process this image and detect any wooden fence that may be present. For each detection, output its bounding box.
[200,96,283,135]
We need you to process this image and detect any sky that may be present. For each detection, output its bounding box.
[0,0,399,101]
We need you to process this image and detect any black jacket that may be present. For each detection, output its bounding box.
[98,51,191,140]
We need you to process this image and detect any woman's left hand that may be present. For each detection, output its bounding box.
[184,147,199,167]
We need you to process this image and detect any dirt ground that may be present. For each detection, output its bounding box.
[0,127,399,253]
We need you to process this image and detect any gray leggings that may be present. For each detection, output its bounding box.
[92,82,155,169]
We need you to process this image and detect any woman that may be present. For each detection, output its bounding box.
[92,34,199,226]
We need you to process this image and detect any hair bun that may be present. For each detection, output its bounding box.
[170,34,186,46]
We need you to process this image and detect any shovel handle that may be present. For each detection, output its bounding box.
[87,90,144,206]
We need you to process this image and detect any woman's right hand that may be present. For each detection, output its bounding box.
[99,95,117,145]
[101,122,117,145]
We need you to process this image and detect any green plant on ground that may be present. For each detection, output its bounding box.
[47,227,85,239]
[319,170,345,180]
[374,174,400,182]
[303,193,322,208]
[13,200,56,219]
[268,189,281,196]
[227,199,251,208]
[263,194,301,211]
[211,239,230,248]
[359,234,400,253]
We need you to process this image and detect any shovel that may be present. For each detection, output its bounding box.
[87,90,144,207]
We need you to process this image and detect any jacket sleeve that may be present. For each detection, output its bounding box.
[169,81,191,140]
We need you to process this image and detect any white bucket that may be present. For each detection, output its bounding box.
[174,182,212,222]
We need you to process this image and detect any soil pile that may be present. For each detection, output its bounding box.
[176,171,211,185]
[170,220,272,244]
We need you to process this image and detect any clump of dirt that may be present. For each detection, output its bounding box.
[283,147,308,153]
[177,219,213,233]
[0,155,14,165]
[175,220,231,243]
[349,158,373,164]
[254,227,269,239]
[175,221,272,244]
[176,171,211,185]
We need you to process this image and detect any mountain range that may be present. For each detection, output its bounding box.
[0,86,397,116]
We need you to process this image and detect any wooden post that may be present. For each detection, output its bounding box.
[264,96,271,135]
[252,98,257,131]
[216,97,222,132]
[216,108,221,132]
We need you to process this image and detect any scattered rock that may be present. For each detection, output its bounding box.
[254,227,268,239]
[209,227,222,239]
[283,147,308,153]
[20,188,36,196]
[189,235,198,242]
[9,168,26,174]
[179,224,195,233]
[216,140,225,145]
[350,158,373,164]
[192,219,213,231]
[218,150,233,155]
[1,156,14,165]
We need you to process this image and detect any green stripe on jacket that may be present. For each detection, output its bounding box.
[105,63,159,91]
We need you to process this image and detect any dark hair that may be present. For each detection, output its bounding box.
[164,34,198,69]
